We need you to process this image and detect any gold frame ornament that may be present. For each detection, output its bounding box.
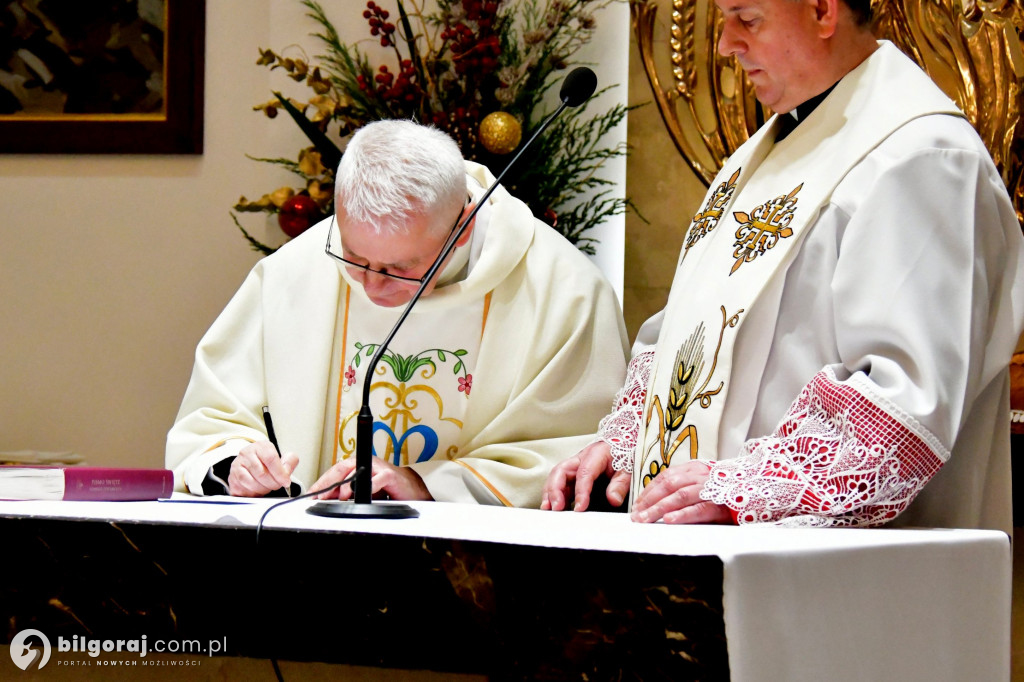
[632,0,1024,225]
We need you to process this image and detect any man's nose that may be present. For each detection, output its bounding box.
[360,269,392,290]
[718,23,742,57]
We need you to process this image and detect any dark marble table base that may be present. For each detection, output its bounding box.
[0,517,729,680]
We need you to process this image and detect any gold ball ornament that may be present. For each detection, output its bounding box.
[479,112,522,155]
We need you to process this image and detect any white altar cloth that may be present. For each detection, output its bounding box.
[0,495,1009,682]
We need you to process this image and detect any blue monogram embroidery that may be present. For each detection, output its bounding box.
[372,422,438,465]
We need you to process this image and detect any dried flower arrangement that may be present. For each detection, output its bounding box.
[232,0,632,255]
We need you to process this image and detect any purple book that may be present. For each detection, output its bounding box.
[0,466,174,501]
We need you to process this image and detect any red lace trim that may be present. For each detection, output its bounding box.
[700,368,944,527]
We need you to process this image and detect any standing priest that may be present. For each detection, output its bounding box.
[167,120,629,507]
[543,0,1024,530]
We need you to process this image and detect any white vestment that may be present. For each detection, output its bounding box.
[167,162,629,508]
[604,42,1024,531]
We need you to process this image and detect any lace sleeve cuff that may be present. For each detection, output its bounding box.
[699,367,946,527]
[597,349,656,473]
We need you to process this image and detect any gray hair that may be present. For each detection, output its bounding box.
[334,120,467,235]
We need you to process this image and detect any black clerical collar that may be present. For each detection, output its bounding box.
[775,83,837,142]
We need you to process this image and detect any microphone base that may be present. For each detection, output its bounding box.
[305,500,420,519]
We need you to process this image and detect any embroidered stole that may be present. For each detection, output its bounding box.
[630,42,963,505]
[324,288,490,474]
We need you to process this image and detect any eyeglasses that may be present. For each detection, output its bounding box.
[325,197,470,284]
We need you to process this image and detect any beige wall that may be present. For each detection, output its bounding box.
[0,2,282,467]
[623,0,708,340]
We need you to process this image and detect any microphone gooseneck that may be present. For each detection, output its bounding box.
[307,67,599,519]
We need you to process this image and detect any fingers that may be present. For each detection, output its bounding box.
[311,458,432,502]
[253,445,294,490]
[227,461,264,497]
[229,442,294,496]
[572,442,612,512]
[631,460,706,513]
[371,461,433,501]
[541,442,614,512]
[338,459,378,500]
[631,461,730,524]
[605,469,631,508]
[631,479,700,523]
[661,500,734,525]
[370,465,392,498]
[571,461,597,512]
[312,459,357,499]
[541,457,579,511]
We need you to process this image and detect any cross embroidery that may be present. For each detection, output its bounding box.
[682,168,741,262]
[730,183,803,275]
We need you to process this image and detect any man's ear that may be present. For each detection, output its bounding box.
[812,0,841,38]
[454,203,476,247]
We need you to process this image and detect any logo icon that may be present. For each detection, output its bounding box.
[10,629,51,670]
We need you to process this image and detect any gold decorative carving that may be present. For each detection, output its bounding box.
[632,0,1024,224]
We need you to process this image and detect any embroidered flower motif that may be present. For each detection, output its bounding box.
[458,374,473,396]
[345,366,356,386]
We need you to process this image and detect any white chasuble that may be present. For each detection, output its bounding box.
[167,160,630,507]
[630,43,963,506]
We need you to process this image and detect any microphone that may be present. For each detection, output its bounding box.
[560,66,598,107]
[307,67,598,519]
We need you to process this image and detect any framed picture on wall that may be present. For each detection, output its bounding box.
[0,0,205,154]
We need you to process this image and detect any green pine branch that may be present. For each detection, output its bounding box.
[244,155,304,178]
[231,212,277,256]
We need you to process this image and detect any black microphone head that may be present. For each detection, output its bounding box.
[560,67,597,107]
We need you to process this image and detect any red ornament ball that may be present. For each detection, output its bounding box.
[278,195,322,238]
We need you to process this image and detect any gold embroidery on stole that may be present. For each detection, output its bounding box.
[682,168,742,263]
[638,306,743,489]
[730,183,803,275]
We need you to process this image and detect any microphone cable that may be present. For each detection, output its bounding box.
[253,470,360,682]
[254,471,359,544]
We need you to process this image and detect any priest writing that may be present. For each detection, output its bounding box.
[543,0,1024,530]
[167,120,628,507]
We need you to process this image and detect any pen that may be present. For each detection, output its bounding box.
[262,406,291,498]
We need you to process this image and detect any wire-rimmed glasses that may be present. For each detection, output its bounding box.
[324,197,470,284]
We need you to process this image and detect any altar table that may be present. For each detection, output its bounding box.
[0,495,1010,681]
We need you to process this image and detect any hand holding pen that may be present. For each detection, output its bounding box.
[224,407,298,497]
